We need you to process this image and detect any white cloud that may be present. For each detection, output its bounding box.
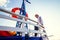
[0,0,9,7]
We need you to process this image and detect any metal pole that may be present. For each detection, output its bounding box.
[0,8,38,23]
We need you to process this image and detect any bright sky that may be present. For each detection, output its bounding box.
[0,0,60,40]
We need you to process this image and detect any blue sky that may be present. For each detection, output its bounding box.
[0,0,60,40]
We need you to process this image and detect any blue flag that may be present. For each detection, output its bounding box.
[25,0,31,4]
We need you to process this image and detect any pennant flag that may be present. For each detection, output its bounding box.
[25,0,31,4]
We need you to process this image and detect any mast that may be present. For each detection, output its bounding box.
[16,0,31,36]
